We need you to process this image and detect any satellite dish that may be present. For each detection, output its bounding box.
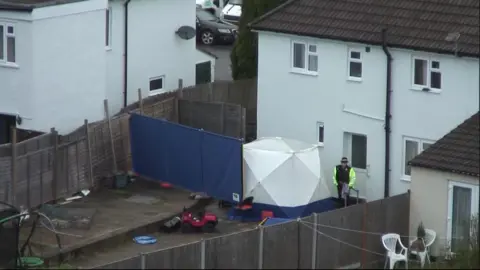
[176,26,196,40]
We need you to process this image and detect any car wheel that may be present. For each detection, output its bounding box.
[181,222,192,233]
[201,31,215,45]
[203,222,216,233]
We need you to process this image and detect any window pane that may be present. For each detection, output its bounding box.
[422,142,432,151]
[414,59,428,86]
[431,61,440,69]
[293,43,305,69]
[308,45,316,53]
[149,78,163,91]
[0,25,4,60]
[308,54,318,72]
[404,140,419,176]
[451,186,472,252]
[317,124,324,143]
[431,71,441,89]
[7,37,15,63]
[349,62,362,78]
[350,51,360,59]
[351,134,367,169]
[7,26,13,34]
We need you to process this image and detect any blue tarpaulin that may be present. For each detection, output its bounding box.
[129,113,243,203]
[263,218,293,227]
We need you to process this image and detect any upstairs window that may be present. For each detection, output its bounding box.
[105,8,112,47]
[292,41,318,74]
[0,23,16,64]
[348,49,362,80]
[413,57,441,91]
[403,137,433,179]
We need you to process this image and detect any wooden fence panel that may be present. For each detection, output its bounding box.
[263,221,299,269]
[178,100,243,138]
[89,122,114,181]
[90,255,141,269]
[364,198,387,266]
[0,156,11,203]
[205,229,259,269]
[145,242,201,269]
[315,203,365,269]
[299,216,314,269]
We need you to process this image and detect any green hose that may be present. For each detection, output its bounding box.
[19,257,44,268]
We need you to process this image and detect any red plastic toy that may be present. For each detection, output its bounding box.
[180,207,218,233]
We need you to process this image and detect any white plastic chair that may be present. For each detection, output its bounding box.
[409,229,436,268]
[382,233,409,269]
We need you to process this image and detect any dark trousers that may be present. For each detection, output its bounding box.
[336,182,350,202]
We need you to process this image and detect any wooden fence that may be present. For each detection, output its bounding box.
[178,100,245,139]
[89,193,410,269]
[0,79,257,210]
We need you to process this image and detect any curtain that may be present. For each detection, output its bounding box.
[451,186,472,252]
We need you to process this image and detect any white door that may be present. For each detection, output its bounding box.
[343,132,368,199]
[446,181,479,252]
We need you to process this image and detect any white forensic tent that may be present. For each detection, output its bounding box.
[243,137,332,214]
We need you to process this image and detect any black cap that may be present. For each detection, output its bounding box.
[341,157,349,163]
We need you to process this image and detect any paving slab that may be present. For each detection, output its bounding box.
[69,203,258,269]
[18,179,196,259]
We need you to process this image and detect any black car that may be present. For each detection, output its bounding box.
[196,8,237,45]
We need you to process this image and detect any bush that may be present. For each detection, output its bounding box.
[425,216,479,269]
[230,0,287,80]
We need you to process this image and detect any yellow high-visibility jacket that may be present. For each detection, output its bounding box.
[332,166,356,188]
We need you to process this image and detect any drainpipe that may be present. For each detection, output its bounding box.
[123,0,131,108]
[382,28,392,198]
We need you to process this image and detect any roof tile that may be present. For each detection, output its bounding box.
[410,112,480,177]
[250,0,480,57]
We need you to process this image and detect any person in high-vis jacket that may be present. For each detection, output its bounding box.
[333,157,356,200]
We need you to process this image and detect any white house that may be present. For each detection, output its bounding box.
[409,112,479,256]
[249,0,480,201]
[0,0,201,136]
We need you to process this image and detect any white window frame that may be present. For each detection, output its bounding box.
[316,122,324,146]
[347,48,362,81]
[343,132,368,171]
[105,7,112,49]
[446,181,479,253]
[412,56,442,92]
[0,22,16,66]
[149,75,165,96]
[291,40,318,76]
[401,137,434,180]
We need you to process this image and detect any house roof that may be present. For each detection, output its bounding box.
[0,0,85,12]
[197,46,219,59]
[249,0,480,57]
[409,112,480,177]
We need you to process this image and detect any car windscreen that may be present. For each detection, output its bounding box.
[229,0,242,5]
[197,9,218,21]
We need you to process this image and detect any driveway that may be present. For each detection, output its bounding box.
[198,44,234,81]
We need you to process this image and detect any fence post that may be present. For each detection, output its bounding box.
[84,120,94,188]
[241,107,246,140]
[51,128,58,201]
[200,239,206,269]
[104,99,118,173]
[311,212,317,269]
[140,253,146,269]
[208,82,213,101]
[220,103,225,135]
[178,78,184,98]
[137,88,143,114]
[258,226,264,269]
[10,126,17,206]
